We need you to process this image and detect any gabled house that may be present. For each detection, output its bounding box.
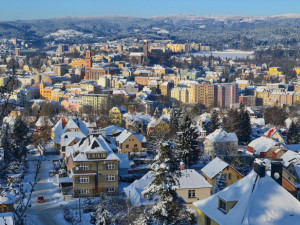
[115,130,147,154]
[60,131,86,157]
[146,115,169,135]
[51,117,89,151]
[204,129,238,156]
[201,157,243,188]
[66,135,120,197]
[247,136,279,158]
[124,169,212,209]
[265,127,286,144]
[109,106,126,125]
[32,116,54,143]
[193,160,300,225]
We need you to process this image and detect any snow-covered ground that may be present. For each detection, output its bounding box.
[24,149,69,225]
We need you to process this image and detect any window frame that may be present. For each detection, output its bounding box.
[188,190,196,198]
[79,176,89,183]
[106,175,115,182]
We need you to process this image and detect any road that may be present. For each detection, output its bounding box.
[24,149,69,225]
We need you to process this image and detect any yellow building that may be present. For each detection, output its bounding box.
[109,106,126,125]
[293,67,300,75]
[171,87,189,103]
[71,58,85,68]
[201,157,243,188]
[0,77,9,87]
[147,116,169,135]
[268,67,283,76]
[116,130,146,153]
[40,81,53,100]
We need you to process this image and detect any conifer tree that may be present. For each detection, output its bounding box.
[240,110,252,144]
[175,111,200,168]
[142,142,196,225]
[212,172,227,194]
[287,121,299,144]
[208,110,220,133]
[169,108,179,137]
[11,116,29,160]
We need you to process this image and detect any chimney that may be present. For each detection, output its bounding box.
[180,162,185,171]
[112,129,115,135]
[254,159,265,177]
[271,159,283,186]
[62,118,67,129]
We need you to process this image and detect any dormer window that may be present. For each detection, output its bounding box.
[218,198,227,213]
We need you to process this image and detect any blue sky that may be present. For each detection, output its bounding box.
[1,0,300,21]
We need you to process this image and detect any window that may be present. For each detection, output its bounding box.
[106,175,115,181]
[228,173,232,179]
[126,145,129,148]
[205,215,211,225]
[188,190,196,198]
[78,164,89,171]
[134,144,138,148]
[218,199,226,212]
[106,163,115,170]
[79,176,89,183]
[79,189,89,194]
[237,175,240,179]
[106,187,115,193]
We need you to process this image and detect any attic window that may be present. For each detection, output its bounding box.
[91,141,100,149]
[218,198,227,213]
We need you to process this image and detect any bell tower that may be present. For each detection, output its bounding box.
[84,50,92,80]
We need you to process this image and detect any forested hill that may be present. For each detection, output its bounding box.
[2,14,300,49]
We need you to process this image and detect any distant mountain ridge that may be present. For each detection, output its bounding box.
[2,14,300,49]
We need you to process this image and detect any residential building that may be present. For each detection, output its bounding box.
[115,130,147,154]
[109,106,126,125]
[67,135,119,197]
[81,94,109,110]
[194,160,300,225]
[201,157,243,188]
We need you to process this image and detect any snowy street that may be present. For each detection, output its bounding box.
[24,149,68,225]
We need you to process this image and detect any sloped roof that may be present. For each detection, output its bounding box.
[35,116,54,127]
[248,137,278,155]
[124,169,211,206]
[280,150,300,167]
[205,129,238,143]
[193,171,300,225]
[201,157,229,179]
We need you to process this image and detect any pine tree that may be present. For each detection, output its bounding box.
[212,172,227,194]
[175,111,200,168]
[142,142,196,225]
[287,121,299,144]
[208,110,220,133]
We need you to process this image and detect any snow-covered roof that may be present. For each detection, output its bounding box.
[250,118,265,126]
[0,191,16,204]
[193,171,300,225]
[201,157,229,179]
[248,137,278,155]
[35,116,54,127]
[0,212,14,225]
[205,129,238,143]
[178,169,212,189]
[71,135,120,162]
[61,131,86,147]
[280,150,300,167]
[116,153,130,169]
[116,130,132,143]
[124,169,211,206]
[100,125,125,136]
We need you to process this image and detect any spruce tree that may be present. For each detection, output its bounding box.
[240,110,252,145]
[287,121,299,144]
[11,116,29,160]
[208,110,220,133]
[212,172,227,194]
[169,108,179,137]
[142,142,196,225]
[175,111,200,168]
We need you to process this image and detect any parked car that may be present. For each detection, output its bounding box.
[37,196,44,203]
